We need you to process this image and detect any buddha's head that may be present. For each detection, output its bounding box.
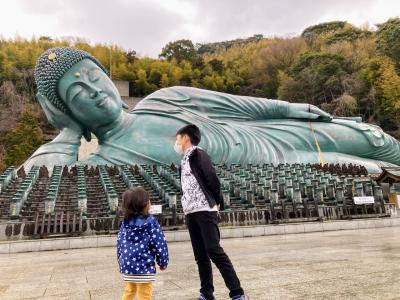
[35,47,125,138]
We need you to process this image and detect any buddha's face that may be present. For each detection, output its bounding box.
[58,59,122,128]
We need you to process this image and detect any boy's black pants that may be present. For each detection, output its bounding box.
[186,211,244,299]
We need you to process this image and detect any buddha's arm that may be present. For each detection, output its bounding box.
[21,128,80,171]
[211,96,291,120]
[142,87,331,121]
[206,94,332,121]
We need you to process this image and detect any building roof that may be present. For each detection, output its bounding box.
[376,167,400,184]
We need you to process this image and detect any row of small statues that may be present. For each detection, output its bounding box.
[310,163,368,177]
[15,162,370,180]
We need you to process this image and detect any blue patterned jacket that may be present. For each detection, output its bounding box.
[117,215,169,282]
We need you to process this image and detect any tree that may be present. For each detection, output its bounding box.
[248,37,307,98]
[0,52,5,81]
[321,93,358,117]
[180,61,193,86]
[279,52,349,104]
[159,39,198,64]
[301,21,347,45]
[202,75,217,90]
[125,49,137,64]
[357,57,400,131]
[196,34,265,55]
[375,58,400,126]
[160,73,169,88]
[376,18,400,65]
[38,36,53,42]
[192,56,205,69]
[148,69,162,86]
[324,26,371,45]
[208,59,224,74]
[3,106,46,167]
[133,69,157,96]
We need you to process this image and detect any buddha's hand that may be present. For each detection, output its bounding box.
[287,103,332,121]
[37,92,84,134]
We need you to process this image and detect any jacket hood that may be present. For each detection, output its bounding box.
[122,215,153,237]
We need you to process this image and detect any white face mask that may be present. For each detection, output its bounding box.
[174,141,184,155]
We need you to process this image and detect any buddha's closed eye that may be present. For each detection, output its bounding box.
[69,85,83,102]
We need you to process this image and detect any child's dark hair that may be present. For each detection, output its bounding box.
[176,124,201,145]
[122,187,150,219]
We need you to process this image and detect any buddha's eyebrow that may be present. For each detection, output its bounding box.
[88,68,100,80]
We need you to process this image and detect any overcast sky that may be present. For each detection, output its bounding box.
[0,0,399,57]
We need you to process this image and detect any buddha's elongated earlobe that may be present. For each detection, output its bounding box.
[121,99,129,109]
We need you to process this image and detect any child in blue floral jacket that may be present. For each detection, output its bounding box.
[117,187,169,300]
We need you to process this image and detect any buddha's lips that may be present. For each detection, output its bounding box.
[96,96,109,107]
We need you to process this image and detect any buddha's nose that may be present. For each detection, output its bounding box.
[90,89,103,98]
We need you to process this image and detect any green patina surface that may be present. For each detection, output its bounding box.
[22,47,400,173]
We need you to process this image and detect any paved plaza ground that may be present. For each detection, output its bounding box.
[0,226,400,300]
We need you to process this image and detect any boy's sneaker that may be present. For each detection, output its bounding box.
[198,293,216,300]
[232,295,249,300]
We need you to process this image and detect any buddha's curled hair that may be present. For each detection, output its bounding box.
[34,47,108,113]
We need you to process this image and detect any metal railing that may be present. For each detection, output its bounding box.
[1,201,395,240]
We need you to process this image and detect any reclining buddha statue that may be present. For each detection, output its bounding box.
[21,47,400,173]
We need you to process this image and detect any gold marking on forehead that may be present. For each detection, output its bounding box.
[74,72,81,78]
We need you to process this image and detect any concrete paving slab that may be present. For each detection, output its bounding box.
[1,227,400,299]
